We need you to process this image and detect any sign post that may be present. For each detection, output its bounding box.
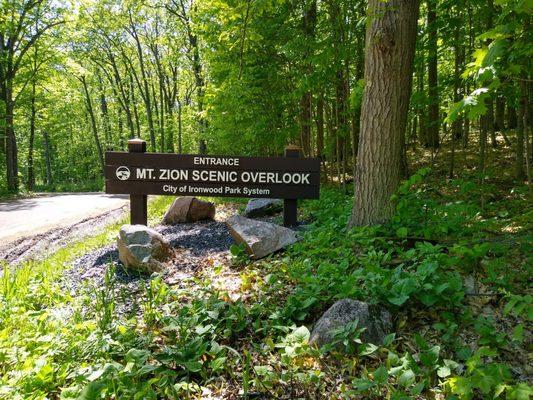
[105,139,320,226]
[283,145,300,227]
[128,139,148,225]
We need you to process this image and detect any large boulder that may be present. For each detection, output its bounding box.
[162,196,215,224]
[226,215,299,259]
[310,299,392,347]
[117,224,173,273]
[244,198,283,218]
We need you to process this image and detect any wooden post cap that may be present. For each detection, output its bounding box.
[128,138,146,144]
[285,144,301,151]
[128,138,146,152]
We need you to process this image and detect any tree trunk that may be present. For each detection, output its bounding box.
[488,97,497,147]
[129,75,142,138]
[450,19,463,178]
[479,115,487,174]
[129,14,157,150]
[417,56,427,146]
[43,130,52,185]
[508,103,518,129]
[426,0,439,148]
[315,91,324,159]
[299,0,316,157]
[350,0,420,226]
[28,78,37,191]
[81,76,104,172]
[486,0,496,149]
[495,95,505,131]
[98,72,112,150]
[5,93,18,191]
[178,99,183,154]
[452,21,464,141]
[516,82,526,180]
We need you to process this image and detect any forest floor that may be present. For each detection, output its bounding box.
[0,137,532,399]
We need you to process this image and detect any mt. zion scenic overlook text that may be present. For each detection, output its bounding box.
[105,152,320,199]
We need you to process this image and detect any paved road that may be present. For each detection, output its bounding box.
[0,193,129,245]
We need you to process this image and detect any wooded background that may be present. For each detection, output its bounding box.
[1,0,531,212]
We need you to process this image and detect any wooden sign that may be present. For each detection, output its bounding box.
[105,139,320,227]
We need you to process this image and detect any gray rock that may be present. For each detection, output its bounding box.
[244,198,283,218]
[226,215,299,259]
[117,224,173,273]
[310,299,392,347]
[463,275,479,295]
[162,197,215,224]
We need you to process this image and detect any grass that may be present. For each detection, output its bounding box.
[0,140,532,399]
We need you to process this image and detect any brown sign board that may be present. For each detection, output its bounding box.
[105,152,321,199]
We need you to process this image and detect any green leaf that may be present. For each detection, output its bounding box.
[411,380,426,395]
[398,369,416,387]
[388,294,410,306]
[125,348,150,365]
[382,333,396,347]
[181,361,203,372]
[210,357,227,371]
[512,324,524,342]
[437,365,451,378]
[507,383,533,400]
[373,366,388,385]
[420,345,440,367]
[353,378,376,392]
[77,381,106,400]
[396,227,408,238]
[287,326,310,343]
[359,343,378,356]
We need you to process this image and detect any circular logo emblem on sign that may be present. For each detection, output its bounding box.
[116,166,130,181]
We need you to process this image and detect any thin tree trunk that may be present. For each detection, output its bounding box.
[350,0,420,226]
[488,97,497,147]
[43,130,52,185]
[426,0,439,148]
[508,104,518,129]
[479,115,487,174]
[80,76,104,172]
[98,72,112,150]
[417,54,427,145]
[128,13,157,150]
[178,99,183,154]
[495,95,505,131]
[450,19,463,178]
[28,78,37,191]
[299,0,316,157]
[516,82,526,180]
[129,75,142,138]
[316,91,324,159]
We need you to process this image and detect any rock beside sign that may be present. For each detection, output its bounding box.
[226,215,299,259]
[162,196,216,224]
[244,198,283,218]
[310,299,392,348]
[117,224,173,273]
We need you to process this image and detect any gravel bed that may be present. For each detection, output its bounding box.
[61,220,235,314]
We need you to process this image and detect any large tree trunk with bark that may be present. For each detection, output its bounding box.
[349,0,420,226]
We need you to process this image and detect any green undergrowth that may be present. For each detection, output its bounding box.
[0,170,531,399]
